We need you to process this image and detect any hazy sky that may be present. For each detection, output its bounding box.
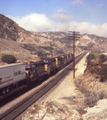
[0,0,107,37]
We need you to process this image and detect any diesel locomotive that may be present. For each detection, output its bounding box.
[0,54,73,98]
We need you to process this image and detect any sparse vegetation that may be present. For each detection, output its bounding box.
[1,54,17,64]
[87,52,107,82]
[87,42,94,48]
[99,64,107,82]
[100,54,105,60]
[99,54,106,63]
[91,50,102,59]
[75,75,107,107]
[87,50,106,65]
[87,53,95,64]
[75,51,107,108]
[37,51,47,60]
[22,44,37,54]
[84,90,106,107]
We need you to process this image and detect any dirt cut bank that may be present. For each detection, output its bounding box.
[75,51,107,120]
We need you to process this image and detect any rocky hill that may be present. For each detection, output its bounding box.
[0,14,107,64]
[0,14,80,64]
[78,33,107,51]
[0,14,39,64]
[0,14,34,42]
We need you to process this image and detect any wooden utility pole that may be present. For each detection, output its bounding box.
[68,31,80,79]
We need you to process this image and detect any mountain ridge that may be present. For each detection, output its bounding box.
[0,13,107,64]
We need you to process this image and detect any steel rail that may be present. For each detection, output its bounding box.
[0,52,87,120]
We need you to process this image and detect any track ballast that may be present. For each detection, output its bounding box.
[0,52,87,120]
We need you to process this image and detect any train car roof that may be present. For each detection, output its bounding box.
[43,58,55,62]
[0,63,24,68]
[29,61,45,65]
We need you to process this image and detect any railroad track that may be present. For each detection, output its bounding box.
[0,52,87,120]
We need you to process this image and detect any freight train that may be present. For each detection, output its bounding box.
[0,54,73,98]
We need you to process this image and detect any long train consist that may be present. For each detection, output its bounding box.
[0,54,73,98]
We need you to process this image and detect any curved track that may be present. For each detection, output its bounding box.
[0,52,87,120]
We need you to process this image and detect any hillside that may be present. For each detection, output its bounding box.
[78,33,107,51]
[0,14,34,42]
[0,14,107,64]
[0,14,40,64]
[0,14,81,64]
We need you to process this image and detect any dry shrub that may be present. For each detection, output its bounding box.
[100,54,105,60]
[75,52,107,107]
[1,54,17,64]
[75,74,107,107]
[86,64,99,74]
[84,90,106,107]
[37,51,47,60]
[87,53,95,65]
[99,64,107,82]
[76,84,98,107]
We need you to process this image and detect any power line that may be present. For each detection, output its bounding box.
[68,31,80,78]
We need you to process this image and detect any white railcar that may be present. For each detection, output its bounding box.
[0,63,26,94]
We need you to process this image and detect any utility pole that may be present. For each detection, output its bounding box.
[68,31,80,79]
